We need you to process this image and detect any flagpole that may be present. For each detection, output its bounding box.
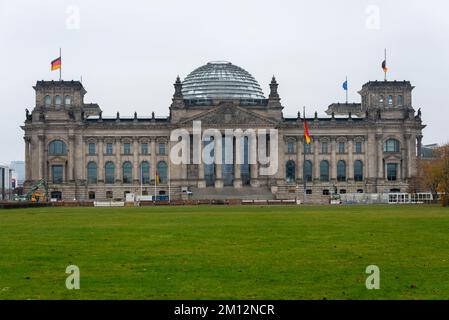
[384,48,387,81]
[59,48,62,81]
[303,106,306,204]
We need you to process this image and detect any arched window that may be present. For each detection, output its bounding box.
[55,95,62,106]
[140,161,150,184]
[64,95,71,105]
[384,138,400,152]
[105,161,115,184]
[388,95,393,105]
[122,161,133,183]
[379,95,384,103]
[320,160,329,181]
[337,160,346,182]
[303,160,313,182]
[87,162,97,183]
[354,160,363,181]
[397,95,403,106]
[44,95,51,106]
[285,160,295,182]
[157,161,168,183]
[48,140,67,155]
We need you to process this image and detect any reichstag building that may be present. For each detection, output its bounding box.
[22,61,425,203]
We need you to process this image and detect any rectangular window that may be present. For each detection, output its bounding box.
[387,163,398,181]
[159,143,166,155]
[287,141,295,154]
[106,191,113,199]
[355,142,362,154]
[51,165,63,184]
[106,143,113,155]
[141,143,149,155]
[124,143,131,155]
[321,142,328,154]
[304,143,311,154]
[338,142,345,153]
[88,143,96,155]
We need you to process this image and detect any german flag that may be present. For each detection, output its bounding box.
[51,57,61,71]
[155,171,160,184]
[303,118,311,145]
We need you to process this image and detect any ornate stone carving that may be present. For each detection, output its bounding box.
[181,104,276,126]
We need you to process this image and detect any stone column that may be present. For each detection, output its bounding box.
[348,138,354,180]
[296,137,303,180]
[74,135,83,181]
[98,138,104,182]
[233,136,242,188]
[417,135,423,159]
[115,138,122,182]
[150,138,156,183]
[408,134,417,177]
[331,138,336,181]
[313,138,319,180]
[68,135,75,181]
[403,134,411,180]
[38,134,45,180]
[250,135,259,187]
[24,136,31,182]
[133,137,139,183]
[214,135,223,188]
[376,134,383,179]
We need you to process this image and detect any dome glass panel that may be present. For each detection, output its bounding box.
[181,61,265,100]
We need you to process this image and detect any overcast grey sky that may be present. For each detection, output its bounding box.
[1,0,448,164]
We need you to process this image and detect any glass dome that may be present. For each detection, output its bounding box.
[181,61,265,100]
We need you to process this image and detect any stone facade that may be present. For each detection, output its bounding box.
[21,65,425,203]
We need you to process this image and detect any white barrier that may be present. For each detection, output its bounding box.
[94,201,125,207]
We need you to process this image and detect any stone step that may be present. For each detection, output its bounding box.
[189,186,275,200]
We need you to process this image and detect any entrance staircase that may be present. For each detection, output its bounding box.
[190,186,275,200]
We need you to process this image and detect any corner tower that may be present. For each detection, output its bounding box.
[359,80,415,119]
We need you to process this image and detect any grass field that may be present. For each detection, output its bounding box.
[0,204,448,300]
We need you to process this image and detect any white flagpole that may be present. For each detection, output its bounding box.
[59,48,62,81]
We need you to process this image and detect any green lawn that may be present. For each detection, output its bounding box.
[0,205,448,300]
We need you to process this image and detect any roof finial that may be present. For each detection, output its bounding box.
[173,75,183,99]
[269,75,279,100]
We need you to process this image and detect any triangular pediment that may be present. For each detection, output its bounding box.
[179,103,278,127]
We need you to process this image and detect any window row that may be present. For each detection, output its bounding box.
[88,142,166,155]
[47,138,401,156]
[44,95,71,106]
[287,141,364,154]
[87,161,168,184]
[378,94,403,106]
[47,140,167,156]
[285,160,364,182]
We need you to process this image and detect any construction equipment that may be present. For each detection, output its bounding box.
[15,179,49,202]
